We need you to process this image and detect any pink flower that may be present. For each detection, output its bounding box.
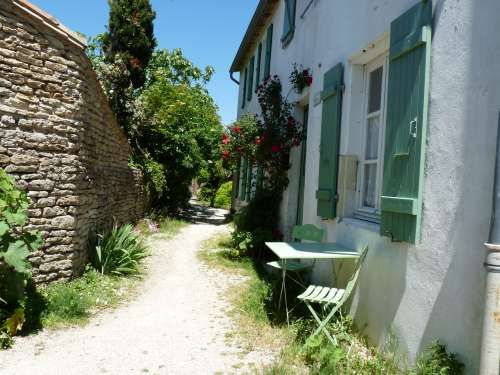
[222,134,230,145]
[222,150,230,159]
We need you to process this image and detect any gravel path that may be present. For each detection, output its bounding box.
[0,205,271,374]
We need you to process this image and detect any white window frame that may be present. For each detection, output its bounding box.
[355,53,389,221]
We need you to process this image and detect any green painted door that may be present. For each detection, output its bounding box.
[380,1,432,243]
[296,106,309,225]
[316,63,344,219]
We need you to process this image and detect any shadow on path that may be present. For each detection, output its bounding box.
[178,200,229,226]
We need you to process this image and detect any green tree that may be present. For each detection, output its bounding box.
[102,0,156,89]
[97,0,156,134]
[135,53,223,209]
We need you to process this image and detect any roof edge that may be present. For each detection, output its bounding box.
[230,0,279,73]
[11,0,87,50]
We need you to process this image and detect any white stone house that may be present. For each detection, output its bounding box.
[230,0,500,372]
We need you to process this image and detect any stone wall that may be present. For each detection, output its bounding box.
[0,1,146,283]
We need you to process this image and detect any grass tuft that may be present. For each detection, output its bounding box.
[38,268,139,329]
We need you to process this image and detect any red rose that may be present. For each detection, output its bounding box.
[255,137,262,145]
[271,144,281,153]
[233,126,241,133]
[222,150,230,159]
[222,134,230,145]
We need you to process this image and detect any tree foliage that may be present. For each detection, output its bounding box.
[88,0,226,212]
[102,0,156,89]
[135,50,223,209]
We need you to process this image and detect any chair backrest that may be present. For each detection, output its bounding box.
[292,224,325,242]
[339,246,369,304]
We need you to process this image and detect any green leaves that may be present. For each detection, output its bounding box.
[90,224,148,276]
[0,168,42,347]
[2,241,31,274]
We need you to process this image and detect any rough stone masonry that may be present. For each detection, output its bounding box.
[0,0,146,283]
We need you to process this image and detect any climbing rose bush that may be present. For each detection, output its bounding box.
[255,76,303,193]
[221,114,259,166]
[222,76,303,194]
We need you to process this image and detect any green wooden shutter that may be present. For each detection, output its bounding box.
[264,24,273,79]
[234,159,241,200]
[245,162,253,201]
[241,68,248,109]
[282,0,296,45]
[247,56,255,101]
[256,43,262,87]
[380,1,432,244]
[296,106,309,225]
[239,157,248,200]
[316,63,344,219]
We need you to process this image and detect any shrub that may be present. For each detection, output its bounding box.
[214,181,232,209]
[233,190,282,258]
[90,224,148,276]
[414,341,464,375]
[0,169,42,348]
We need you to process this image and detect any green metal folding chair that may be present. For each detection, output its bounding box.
[297,246,368,345]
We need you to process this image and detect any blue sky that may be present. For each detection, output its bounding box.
[29,0,258,125]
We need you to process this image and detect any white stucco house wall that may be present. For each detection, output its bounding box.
[229,0,500,373]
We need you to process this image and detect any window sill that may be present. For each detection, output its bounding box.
[340,217,380,234]
[281,29,295,48]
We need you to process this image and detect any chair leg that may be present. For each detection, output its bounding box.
[312,304,341,339]
[305,301,337,345]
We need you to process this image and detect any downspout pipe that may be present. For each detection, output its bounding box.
[480,117,500,375]
[229,71,239,214]
[230,71,240,85]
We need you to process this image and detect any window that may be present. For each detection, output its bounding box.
[241,67,248,109]
[247,56,255,101]
[256,43,262,87]
[264,24,273,79]
[356,55,388,221]
[281,0,296,47]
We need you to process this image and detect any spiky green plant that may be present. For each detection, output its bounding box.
[91,224,148,276]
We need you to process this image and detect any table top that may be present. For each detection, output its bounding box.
[265,242,360,260]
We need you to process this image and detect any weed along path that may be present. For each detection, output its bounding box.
[0,204,270,375]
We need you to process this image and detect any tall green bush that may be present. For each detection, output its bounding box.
[0,169,42,347]
[214,181,233,209]
[102,0,156,89]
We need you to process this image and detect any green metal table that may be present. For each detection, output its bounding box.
[265,242,360,325]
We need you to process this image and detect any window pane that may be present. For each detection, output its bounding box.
[368,67,383,113]
[363,164,377,208]
[365,116,380,160]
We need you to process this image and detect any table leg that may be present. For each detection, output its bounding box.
[278,260,290,326]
